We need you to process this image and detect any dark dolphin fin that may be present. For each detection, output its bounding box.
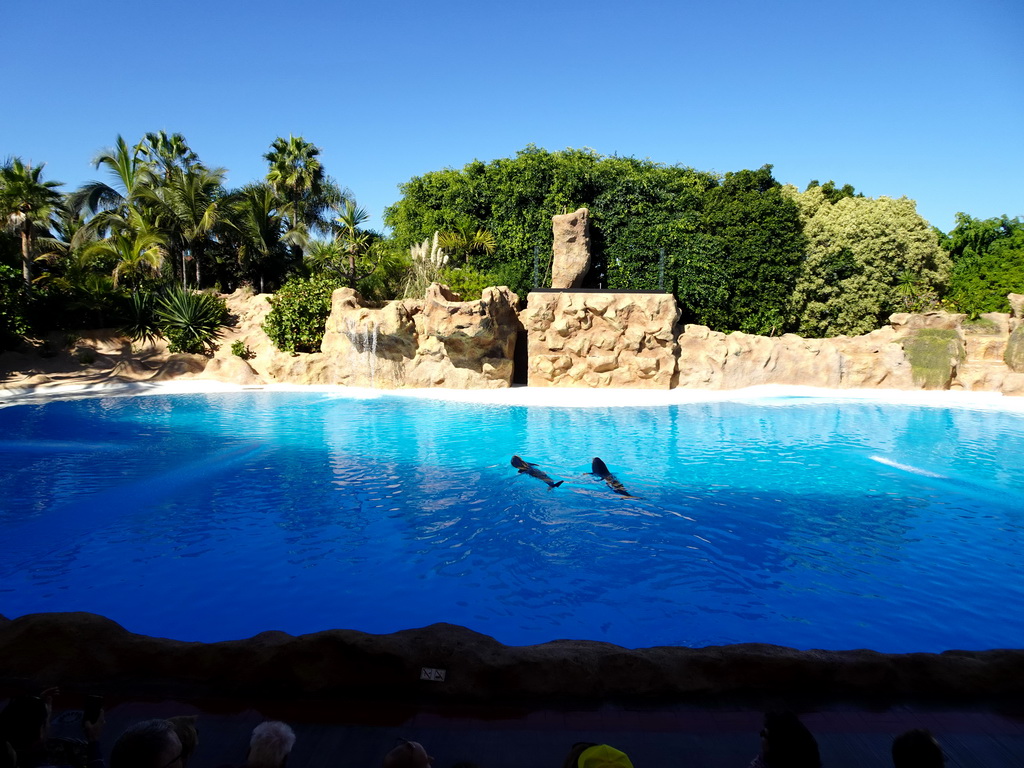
[548,480,564,489]
[592,457,610,477]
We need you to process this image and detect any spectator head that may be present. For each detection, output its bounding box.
[247,722,295,768]
[382,740,432,768]
[111,719,182,768]
[892,729,945,768]
[563,743,634,768]
[760,711,821,768]
[0,696,50,751]
[166,716,199,768]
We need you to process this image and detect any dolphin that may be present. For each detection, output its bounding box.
[511,455,564,489]
[591,457,633,497]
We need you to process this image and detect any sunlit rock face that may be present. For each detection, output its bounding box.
[522,291,680,388]
[674,309,1024,396]
[550,208,592,289]
[319,284,521,389]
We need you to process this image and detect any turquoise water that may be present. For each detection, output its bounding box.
[1,391,1023,652]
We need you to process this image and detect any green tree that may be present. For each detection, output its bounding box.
[139,165,231,287]
[0,158,64,289]
[787,186,951,336]
[230,182,292,292]
[944,214,1024,316]
[385,147,800,333]
[81,207,167,291]
[697,166,805,333]
[136,131,200,181]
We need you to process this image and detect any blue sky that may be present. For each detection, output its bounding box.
[5,0,1021,234]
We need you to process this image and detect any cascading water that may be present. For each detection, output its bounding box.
[343,318,380,387]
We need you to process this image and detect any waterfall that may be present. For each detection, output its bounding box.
[343,317,379,388]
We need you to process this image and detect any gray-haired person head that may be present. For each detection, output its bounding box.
[247,721,296,768]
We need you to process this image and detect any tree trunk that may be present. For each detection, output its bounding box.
[20,227,32,289]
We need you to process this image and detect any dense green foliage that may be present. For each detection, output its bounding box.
[385,147,804,334]
[262,274,341,353]
[786,186,951,336]
[940,214,1024,317]
[3,136,1021,351]
[0,261,30,349]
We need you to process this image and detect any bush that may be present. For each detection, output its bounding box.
[263,275,341,353]
[436,266,501,301]
[121,291,161,346]
[0,264,29,350]
[231,340,254,359]
[155,287,228,354]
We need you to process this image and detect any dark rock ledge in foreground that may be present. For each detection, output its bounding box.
[1,613,1021,708]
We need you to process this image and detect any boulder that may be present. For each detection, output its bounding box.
[1006,326,1024,373]
[109,358,153,380]
[197,356,265,385]
[900,329,966,390]
[550,208,591,289]
[1009,293,1024,320]
[148,354,208,381]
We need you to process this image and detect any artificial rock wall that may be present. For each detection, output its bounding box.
[520,291,1024,396]
[522,291,680,388]
[320,283,520,389]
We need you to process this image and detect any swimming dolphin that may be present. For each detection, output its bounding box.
[591,457,633,497]
[511,455,564,489]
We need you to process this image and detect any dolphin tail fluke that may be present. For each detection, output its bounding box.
[549,480,564,489]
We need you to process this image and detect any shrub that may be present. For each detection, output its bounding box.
[0,264,29,350]
[231,340,254,359]
[263,275,341,353]
[435,266,501,301]
[121,291,162,346]
[155,287,228,354]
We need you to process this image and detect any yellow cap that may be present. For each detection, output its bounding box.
[578,744,634,768]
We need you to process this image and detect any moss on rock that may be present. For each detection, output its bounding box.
[1006,326,1024,373]
[901,329,965,389]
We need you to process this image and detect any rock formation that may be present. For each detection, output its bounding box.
[319,284,521,389]
[522,291,679,388]
[550,208,591,289]
[673,310,1024,395]
[1,612,1022,708]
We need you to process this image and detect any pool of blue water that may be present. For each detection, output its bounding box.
[1,391,1023,652]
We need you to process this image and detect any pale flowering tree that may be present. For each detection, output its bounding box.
[784,185,951,337]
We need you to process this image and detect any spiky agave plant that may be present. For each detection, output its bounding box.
[155,286,227,354]
[121,290,161,346]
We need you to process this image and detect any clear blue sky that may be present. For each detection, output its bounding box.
[4,0,1021,234]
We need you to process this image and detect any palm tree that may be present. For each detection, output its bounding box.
[81,207,167,291]
[231,182,291,292]
[307,200,389,289]
[139,165,230,287]
[70,135,155,220]
[0,158,64,289]
[264,135,346,241]
[437,220,497,268]
[136,131,200,181]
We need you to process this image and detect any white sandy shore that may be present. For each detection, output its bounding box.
[3,378,1024,413]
